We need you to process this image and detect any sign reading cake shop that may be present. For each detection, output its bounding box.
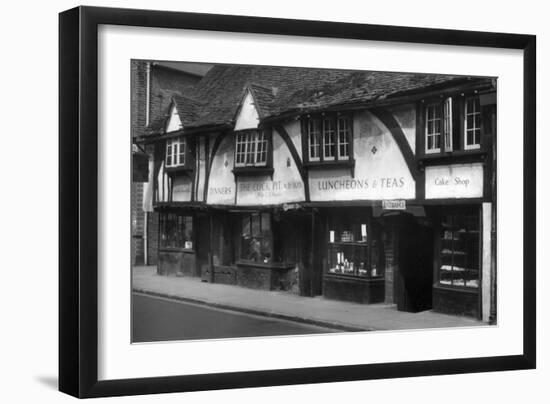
[425,163,484,199]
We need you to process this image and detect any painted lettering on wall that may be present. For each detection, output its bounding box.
[172,177,192,202]
[208,186,232,195]
[239,180,303,199]
[316,177,405,191]
[434,177,471,187]
[425,163,483,199]
[309,173,415,201]
[235,178,305,205]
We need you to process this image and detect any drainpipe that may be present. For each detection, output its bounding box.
[144,211,148,266]
[145,62,151,126]
[143,62,151,265]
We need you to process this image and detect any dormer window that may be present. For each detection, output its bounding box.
[304,113,352,164]
[235,130,268,167]
[166,137,186,167]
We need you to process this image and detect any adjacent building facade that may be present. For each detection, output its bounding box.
[135,64,497,322]
[131,61,207,266]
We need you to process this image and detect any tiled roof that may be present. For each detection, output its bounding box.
[144,64,490,136]
[145,94,205,134]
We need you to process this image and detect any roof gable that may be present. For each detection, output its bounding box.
[234,89,260,131]
[165,103,183,133]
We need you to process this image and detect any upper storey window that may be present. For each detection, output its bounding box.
[464,96,481,150]
[423,94,483,155]
[165,137,186,168]
[304,113,352,164]
[235,130,268,167]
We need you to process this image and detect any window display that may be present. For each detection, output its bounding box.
[438,208,480,288]
[240,212,273,263]
[327,212,382,278]
[159,212,193,249]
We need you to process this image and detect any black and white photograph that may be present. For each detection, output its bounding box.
[130,61,497,343]
[2,0,546,402]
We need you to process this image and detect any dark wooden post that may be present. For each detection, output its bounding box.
[209,212,215,283]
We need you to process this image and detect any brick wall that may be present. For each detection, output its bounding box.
[130,61,203,266]
[147,211,159,265]
[131,182,145,265]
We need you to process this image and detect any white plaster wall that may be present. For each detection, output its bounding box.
[172,175,192,202]
[236,130,305,205]
[165,104,182,132]
[206,135,236,205]
[283,119,303,160]
[196,137,206,201]
[309,110,416,201]
[234,91,260,130]
[387,103,416,154]
[156,161,170,202]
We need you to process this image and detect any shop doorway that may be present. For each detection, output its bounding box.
[396,215,434,313]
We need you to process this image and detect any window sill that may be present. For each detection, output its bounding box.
[159,247,195,254]
[418,149,487,167]
[303,158,355,169]
[235,260,295,271]
[433,283,479,293]
[324,272,384,282]
[165,165,194,175]
[232,166,274,177]
[304,159,356,177]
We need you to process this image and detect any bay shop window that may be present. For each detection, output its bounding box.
[323,209,385,304]
[424,94,482,154]
[159,212,194,250]
[326,212,383,279]
[238,212,296,265]
[437,207,480,288]
[303,113,352,164]
[240,212,273,263]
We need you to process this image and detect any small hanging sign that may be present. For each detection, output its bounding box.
[382,199,406,210]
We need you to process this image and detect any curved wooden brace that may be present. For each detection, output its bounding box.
[273,123,310,202]
[369,107,419,180]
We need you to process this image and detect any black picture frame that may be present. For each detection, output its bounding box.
[59,6,536,398]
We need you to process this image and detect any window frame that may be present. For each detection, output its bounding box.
[159,211,194,250]
[234,129,270,168]
[239,211,274,263]
[425,102,443,154]
[165,136,186,168]
[464,95,482,150]
[303,113,353,164]
[437,207,481,289]
[421,93,486,157]
[325,209,384,279]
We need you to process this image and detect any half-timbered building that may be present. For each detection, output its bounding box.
[136,64,497,321]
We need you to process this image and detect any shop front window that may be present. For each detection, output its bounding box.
[240,212,273,263]
[327,211,383,278]
[159,212,193,249]
[438,208,480,288]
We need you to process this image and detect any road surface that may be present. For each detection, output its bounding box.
[132,292,338,342]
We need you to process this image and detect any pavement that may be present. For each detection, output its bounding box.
[132,266,484,332]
